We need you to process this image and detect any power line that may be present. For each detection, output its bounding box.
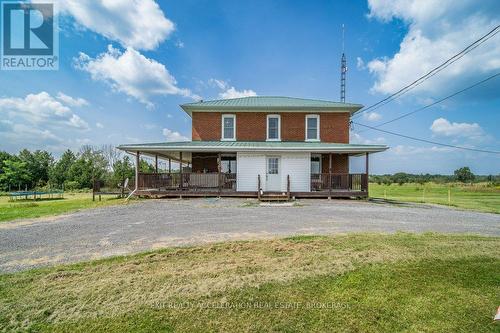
[352,122,500,154]
[354,24,500,118]
[357,72,500,133]
[355,25,499,116]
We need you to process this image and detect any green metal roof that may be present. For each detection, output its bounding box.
[181,96,363,115]
[118,141,387,154]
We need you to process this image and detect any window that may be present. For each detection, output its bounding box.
[306,115,320,141]
[221,155,237,173]
[221,114,235,140]
[267,157,279,174]
[311,154,321,174]
[267,115,281,141]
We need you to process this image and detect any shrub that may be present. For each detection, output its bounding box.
[63,180,80,191]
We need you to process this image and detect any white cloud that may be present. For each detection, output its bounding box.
[391,144,454,156]
[350,131,386,145]
[162,128,189,142]
[209,78,227,90]
[75,138,92,145]
[209,79,257,99]
[363,112,382,122]
[356,57,365,70]
[141,123,157,130]
[57,0,174,50]
[0,92,88,130]
[430,117,484,138]
[56,92,89,107]
[219,87,257,99]
[366,0,500,97]
[0,92,90,152]
[75,45,199,107]
[96,122,104,129]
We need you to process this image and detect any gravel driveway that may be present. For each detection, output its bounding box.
[1,198,499,272]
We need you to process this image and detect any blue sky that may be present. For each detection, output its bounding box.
[0,0,499,174]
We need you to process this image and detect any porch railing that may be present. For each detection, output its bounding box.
[138,172,366,193]
[310,173,367,192]
[138,172,237,192]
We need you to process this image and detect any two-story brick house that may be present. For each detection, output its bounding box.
[118,96,387,199]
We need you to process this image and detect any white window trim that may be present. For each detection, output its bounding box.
[309,153,323,175]
[266,114,281,141]
[221,114,236,141]
[305,114,320,142]
[266,156,281,175]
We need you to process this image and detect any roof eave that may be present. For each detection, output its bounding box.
[180,105,364,116]
[117,145,388,154]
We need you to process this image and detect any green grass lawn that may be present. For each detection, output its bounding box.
[0,233,499,332]
[370,182,500,214]
[0,192,134,222]
[0,182,497,223]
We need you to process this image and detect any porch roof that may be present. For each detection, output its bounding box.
[117,141,388,155]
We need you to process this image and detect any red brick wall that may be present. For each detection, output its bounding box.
[321,154,349,173]
[191,152,218,172]
[236,113,267,140]
[191,112,350,143]
[192,113,221,141]
[320,113,350,143]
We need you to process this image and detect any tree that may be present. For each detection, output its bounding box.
[0,159,30,190]
[18,149,54,188]
[0,151,17,169]
[139,159,155,173]
[393,172,409,186]
[111,156,135,187]
[67,146,108,189]
[416,174,426,185]
[101,144,122,172]
[0,152,21,191]
[454,167,475,183]
[49,150,76,187]
[381,175,392,186]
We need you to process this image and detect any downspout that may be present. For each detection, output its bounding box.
[126,151,140,201]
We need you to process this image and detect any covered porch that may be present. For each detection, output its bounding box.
[117,141,386,199]
[137,152,241,196]
[132,155,369,199]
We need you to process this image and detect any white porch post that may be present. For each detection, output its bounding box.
[135,151,140,191]
[328,153,332,199]
[217,152,222,196]
[365,153,369,194]
[179,152,183,190]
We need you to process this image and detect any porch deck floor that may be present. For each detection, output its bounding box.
[136,189,367,198]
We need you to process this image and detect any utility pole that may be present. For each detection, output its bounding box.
[340,24,347,103]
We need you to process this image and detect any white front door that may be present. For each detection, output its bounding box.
[266,156,281,191]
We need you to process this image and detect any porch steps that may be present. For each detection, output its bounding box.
[259,192,290,202]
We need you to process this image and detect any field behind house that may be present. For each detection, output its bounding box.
[0,233,499,332]
[370,182,500,214]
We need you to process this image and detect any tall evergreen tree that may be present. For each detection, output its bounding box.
[49,150,76,187]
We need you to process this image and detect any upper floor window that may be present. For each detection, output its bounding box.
[306,115,320,141]
[221,114,236,141]
[267,114,281,141]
